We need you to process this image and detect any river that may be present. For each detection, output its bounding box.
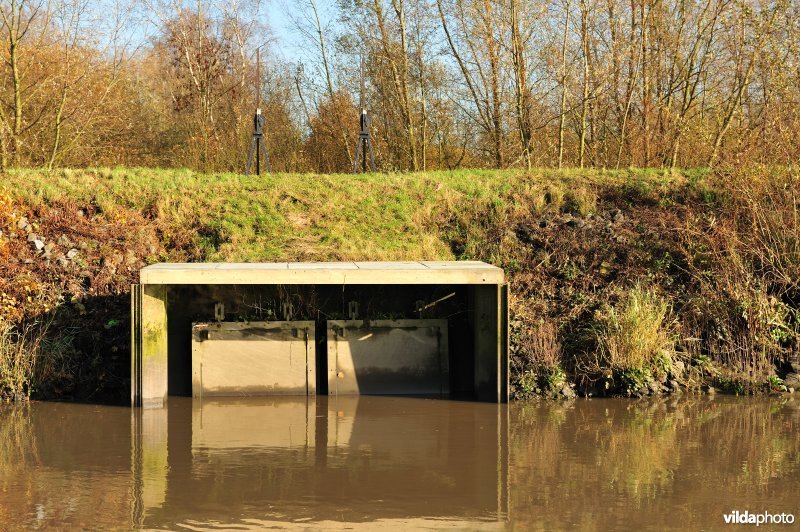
[1,396,798,530]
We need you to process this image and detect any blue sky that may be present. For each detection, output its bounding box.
[90,0,319,65]
[267,0,342,66]
[267,1,302,63]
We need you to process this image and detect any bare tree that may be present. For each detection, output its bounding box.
[0,0,48,167]
[557,0,570,169]
[437,0,505,168]
[509,0,532,168]
[286,0,353,167]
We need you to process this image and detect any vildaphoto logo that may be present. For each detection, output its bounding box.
[723,510,795,526]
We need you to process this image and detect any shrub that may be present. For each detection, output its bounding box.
[541,365,567,393]
[597,286,674,373]
[764,374,785,392]
[0,323,44,401]
[511,319,566,398]
[619,367,653,396]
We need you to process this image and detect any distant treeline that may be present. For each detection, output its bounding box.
[1,0,799,173]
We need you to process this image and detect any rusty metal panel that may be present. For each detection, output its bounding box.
[191,321,315,397]
[327,319,449,396]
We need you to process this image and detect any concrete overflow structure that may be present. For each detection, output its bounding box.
[131,261,508,407]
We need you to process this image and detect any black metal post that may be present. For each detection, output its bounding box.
[353,56,376,173]
[246,109,270,175]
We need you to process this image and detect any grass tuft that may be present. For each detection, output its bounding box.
[0,323,45,401]
[597,286,674,374]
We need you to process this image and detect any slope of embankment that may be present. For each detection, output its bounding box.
[0,167,797,403]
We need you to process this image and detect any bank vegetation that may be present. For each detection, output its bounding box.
[0,166,798,402]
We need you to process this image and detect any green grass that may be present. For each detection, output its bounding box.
[0,166,703,264]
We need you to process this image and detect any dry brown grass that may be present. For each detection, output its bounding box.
[597,286,674,373]
[679,167,800,387]
[512,318,563,374]
[733,169,800,296]
[0,323,45,401]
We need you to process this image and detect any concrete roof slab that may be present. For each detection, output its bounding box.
[139,261,504,285]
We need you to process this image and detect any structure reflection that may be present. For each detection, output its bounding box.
[132,396,509,528]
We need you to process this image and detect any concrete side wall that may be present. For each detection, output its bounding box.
[472,285,502,402]
[501,284,509,402]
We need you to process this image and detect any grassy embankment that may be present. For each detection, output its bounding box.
[0,166,798,403]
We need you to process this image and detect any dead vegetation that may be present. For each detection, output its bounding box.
[0,188,186,402]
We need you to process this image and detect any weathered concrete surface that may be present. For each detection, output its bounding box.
[132,285,168,408]
[327,319,449,396]
[140,261,504,285]
[191,321,315,397]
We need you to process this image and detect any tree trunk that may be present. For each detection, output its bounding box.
[484,0,502,168]
[557,0,570,169]
[510,0,531,169]
[10,31,22,166]
[578,0,590,168]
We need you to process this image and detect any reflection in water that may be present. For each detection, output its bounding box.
[509,398,800,531]
[1,397,799,530]
[0,403,133,528]
[134,397,507,529]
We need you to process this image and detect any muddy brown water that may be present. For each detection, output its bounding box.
[1,396,798,530]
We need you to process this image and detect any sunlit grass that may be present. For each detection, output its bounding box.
[1,166,706,264]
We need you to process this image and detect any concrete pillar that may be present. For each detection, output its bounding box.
[132,284,168,407]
